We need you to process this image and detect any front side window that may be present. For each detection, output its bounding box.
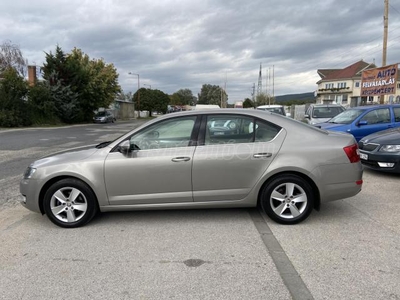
[394,107,400,122]
[130,116,197,150]
[361,109,390,125]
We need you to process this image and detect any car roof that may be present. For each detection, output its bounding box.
[256,105,283,108]
[349,104,400,110]
[310,104,344,107]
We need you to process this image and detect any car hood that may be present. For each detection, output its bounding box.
[32,146,100,168]
[361,128,400,144]
[311,117,331,124]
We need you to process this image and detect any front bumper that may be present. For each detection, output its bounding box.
[20,178,42,213]
[359,150,400,173]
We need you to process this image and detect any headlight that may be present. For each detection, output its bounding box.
[23,167,37,179]
[379,145,400,152]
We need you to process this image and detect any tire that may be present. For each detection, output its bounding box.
[260,174,314,225]
[43,178,98,228]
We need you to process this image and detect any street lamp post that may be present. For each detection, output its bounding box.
[129,72,140,118]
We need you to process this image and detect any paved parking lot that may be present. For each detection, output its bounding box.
[0,122,399,300]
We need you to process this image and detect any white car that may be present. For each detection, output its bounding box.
[256,105,290,117]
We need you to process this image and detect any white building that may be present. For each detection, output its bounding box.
[316,60,400,106]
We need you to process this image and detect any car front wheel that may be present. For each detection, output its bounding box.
[43,179,98,228]
[260,175,314,224]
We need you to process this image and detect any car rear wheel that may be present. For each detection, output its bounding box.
[260,175,314,224]
[43,179,98,228]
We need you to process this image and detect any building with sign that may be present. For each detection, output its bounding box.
[316,60,400,106]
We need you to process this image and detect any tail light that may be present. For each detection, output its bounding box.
[343,143,360,163]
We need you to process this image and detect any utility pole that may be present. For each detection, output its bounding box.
[272,65,275,101]
[383,0,389,67]
[251,83,255,102]
[381,0,389,104]
[257,63,262,97]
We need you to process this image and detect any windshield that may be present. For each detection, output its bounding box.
[328,109,364,124]
[312,107,344,118]
[96,111,107,117]
[257,107,285,115]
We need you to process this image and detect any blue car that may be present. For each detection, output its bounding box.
[316,104,400,142]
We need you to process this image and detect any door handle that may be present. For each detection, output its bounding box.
[253,153,272,158]
[171,157,191,162]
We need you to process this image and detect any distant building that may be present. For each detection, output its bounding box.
[316,60,400,106]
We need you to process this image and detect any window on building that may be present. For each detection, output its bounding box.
[325,83,334,89]
[338,82,346,88]
[355,82,360,88]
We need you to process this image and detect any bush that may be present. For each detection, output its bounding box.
[0,68,31,127]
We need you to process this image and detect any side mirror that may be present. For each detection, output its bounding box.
[304,114,310,119]
[358,120,368,126]
[118,140,131,154]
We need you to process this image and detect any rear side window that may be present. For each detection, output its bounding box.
[204,115,281,145]
[394,107,400,122]
[254,120,281,142]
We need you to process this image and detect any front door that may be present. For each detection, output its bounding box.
[104,116,198,205]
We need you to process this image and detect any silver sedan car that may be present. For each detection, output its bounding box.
[20,109,363,228]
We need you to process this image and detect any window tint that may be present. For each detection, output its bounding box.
[394,107,400,122]
[361,109,390,125]
[205,115,253,145]
[254,120,281,142]
[130,116,196,150]
[204,115,281,145]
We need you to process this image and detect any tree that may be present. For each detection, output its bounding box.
[0,40,27,77]
[243,98,254,108]
[133,88,170,116]
[42,46,121,123]
[197,84,227,106]
[255,92,275,106]
[171,88,197,105]
[0,68,30,127]
[28,81,59,124]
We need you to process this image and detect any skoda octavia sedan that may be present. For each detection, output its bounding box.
[358,128,400,173]
[20,110,363,228]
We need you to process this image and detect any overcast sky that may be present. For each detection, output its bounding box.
[2,0,400,102]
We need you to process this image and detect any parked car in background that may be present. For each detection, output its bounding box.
[316,104,400,141]
[256,105,289,116]
[20,109,363,228]
[93,111,116,123]
[304,104,345,125]
[358,128,400,173]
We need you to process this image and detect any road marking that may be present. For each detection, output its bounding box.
[249,209,314,300]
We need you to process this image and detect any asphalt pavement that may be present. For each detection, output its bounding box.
[0,120,399,300]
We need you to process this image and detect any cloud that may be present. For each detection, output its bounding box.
[1,0,400,101]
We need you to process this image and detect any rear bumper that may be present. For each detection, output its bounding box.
[311,163,363,203]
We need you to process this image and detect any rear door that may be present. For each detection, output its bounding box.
[192,114,285,202]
